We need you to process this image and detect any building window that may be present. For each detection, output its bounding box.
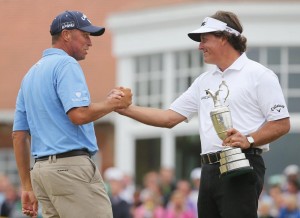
[174,50,204,98]
[247,46,300,113]
[175,135,201,180]
[135,138,161,186]
[133,50,204,108]
[0,148,19,185]
[134,54,164,108]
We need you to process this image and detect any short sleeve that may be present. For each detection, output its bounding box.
[256,70,289,121]
[13,88,29,131]
[56,61,91,113]
[170,77,200,122]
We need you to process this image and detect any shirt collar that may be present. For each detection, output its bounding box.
[212,53,248,74]
[42,48,69,57]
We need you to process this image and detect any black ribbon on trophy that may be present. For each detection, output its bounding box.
[206,81,253,177]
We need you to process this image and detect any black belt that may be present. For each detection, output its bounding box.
[35,149,91,162]
[201,148,262,165]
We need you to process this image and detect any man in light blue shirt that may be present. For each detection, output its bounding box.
[12,10,132,218]
[14,48,99,158]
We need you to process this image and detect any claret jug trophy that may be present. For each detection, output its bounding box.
[206,81,253,177]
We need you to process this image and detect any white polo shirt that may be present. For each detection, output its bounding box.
[170,53,289,154]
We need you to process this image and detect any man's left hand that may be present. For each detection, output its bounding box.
[222,128,250,149]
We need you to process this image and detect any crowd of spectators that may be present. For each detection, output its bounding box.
[0,164,299,218]
[258,164,300,218]
[104,167,200,218]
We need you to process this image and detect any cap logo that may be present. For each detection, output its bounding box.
[81,14,91,24]
[50,11,105,36]
[225,27,233,33]
[188,17,241,42]
[62,21,75,30]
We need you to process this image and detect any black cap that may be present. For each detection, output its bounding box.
[50,11,105,36]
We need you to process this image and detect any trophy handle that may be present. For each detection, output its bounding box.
[219,81,229,104]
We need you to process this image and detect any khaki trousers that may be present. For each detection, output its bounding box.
[31,155,113,218]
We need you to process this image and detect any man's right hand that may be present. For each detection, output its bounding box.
[107,87,132,110]
[21,190,38,217]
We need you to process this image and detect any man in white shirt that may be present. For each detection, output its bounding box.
[117,11,290,218]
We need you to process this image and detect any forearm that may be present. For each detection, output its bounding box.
[118,105,185,128]
[68,87,132,125]
[224,117,290,149]
[251,117,290,146]
[68,101,115,125]
[12,131,33,190]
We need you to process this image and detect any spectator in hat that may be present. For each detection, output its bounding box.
[12,10,132,218]
[284,164,300,183]
[104,167,132,218]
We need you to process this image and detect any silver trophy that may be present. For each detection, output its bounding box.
[206,81,253,177]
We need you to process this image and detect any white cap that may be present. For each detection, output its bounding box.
[104,167,124,181]
[283,164,299,176]
[188,17,240,42]
[190,167,202,180]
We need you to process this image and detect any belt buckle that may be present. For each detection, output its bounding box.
[207,152,219,164]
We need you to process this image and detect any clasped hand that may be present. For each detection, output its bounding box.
[107,87,132,110]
